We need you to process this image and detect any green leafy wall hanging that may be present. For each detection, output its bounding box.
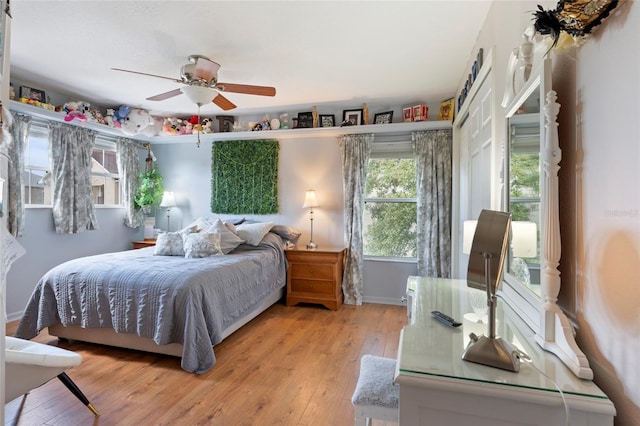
[211,139,279,214]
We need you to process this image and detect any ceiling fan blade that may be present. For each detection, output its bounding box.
[194,57,221,82]
[216,82,276,97]
[146,88,183,101]
[212,93,237,111]
[111,68,181,83]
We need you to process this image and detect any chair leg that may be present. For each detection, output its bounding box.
[56,373,99,416]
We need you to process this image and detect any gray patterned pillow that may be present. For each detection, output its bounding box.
[154,232,187,256]
[183,232,223,258]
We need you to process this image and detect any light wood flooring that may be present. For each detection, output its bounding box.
[5,301,405,426]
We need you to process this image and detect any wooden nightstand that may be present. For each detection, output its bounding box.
[132,239,156,249]
[285,247,346,311]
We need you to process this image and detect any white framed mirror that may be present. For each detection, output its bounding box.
[500,29,593,379]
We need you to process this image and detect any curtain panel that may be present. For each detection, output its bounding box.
[7,113,31,236]
[117,138,143,228]
[49,122,98,233]
[413,129,453,277]
[339,133,373,305]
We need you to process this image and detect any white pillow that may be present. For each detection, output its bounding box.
[235,222,273,246]
[181,217,212,233]
[183,232,223,258]
[154,232,186,256]
[207,219,245,254]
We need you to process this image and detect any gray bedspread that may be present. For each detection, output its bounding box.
[16,232,287,374]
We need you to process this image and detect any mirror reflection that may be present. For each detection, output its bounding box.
[507,88,541,295]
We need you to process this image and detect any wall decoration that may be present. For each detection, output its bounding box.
[211,139,279,215]
[438,98,455,121]
[402,107,413,122]
[533,0,619,50]
[342,109,363,126]
[216,115,235,132]
[296,112,314,128]
[19,86,46,103]
[320,114,335,127]
[373,111,393,124]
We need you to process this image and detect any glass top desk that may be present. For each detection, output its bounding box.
[395,276,615,425]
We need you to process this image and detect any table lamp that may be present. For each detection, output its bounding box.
[303,189,319,250]
[160,191,176,232]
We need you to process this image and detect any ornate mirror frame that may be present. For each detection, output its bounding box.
[501,28,592,379]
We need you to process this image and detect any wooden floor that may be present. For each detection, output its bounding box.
[5,301,405,426]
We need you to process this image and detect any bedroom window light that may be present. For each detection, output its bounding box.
[23,126,51,206]
[364,144,417,260]
[91,142,121,206]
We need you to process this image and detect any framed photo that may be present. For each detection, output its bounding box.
[438,98,455,121]
[297,111,314,129]
[373,111,393,125]
[319,114,335,127]
[342,109,363,126]
[402,107,413,122]
[20,86,46,102]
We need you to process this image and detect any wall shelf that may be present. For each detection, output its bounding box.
[9,100,452,144]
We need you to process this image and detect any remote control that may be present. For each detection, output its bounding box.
[431,310,462,327]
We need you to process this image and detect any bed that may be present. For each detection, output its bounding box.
[15,220,295,374]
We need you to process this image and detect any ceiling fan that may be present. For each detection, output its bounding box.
[112,54,276,111]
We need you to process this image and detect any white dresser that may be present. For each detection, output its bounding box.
[395,276,615,425]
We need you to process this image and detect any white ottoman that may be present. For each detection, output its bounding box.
[351,355,399,426]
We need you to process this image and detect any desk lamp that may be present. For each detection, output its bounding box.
[462,209,520,372]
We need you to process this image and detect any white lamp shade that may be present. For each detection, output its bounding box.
[181,85,216,106]
[511,221,537,258]
[462,220,477,255]
[302,190,319,208]
[160,191,176,208]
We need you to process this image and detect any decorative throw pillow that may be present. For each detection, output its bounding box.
[270,224,302,244]
[183,232,223,258]
[181,217,212,233]
[207,219,245,254]
[235,222,274,246]
[154,232,187,256]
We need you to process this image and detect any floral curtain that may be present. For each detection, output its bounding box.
[413,129,452,277]
[7,113,31,236]
[117,138,143,228]
[338,133,373,305]
[49,122,98,233]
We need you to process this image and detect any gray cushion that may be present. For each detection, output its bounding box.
[351,355,399,409]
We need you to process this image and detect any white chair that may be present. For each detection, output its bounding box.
[5,336,99,416]
[351,354,399,426]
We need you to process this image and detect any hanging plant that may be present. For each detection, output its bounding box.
[134,167,164,211]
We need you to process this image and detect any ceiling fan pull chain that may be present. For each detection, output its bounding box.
[197,105,201,148]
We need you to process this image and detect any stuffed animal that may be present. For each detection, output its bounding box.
[121,108,162,136]
[86,108,107,125]
[63,101,90,122]
[104,108,116,127]
[201,118,213,133]
[112,105,131,129]
[162,117,182,135]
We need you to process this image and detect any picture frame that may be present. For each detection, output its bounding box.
[342,108,363,126]
[20,86,46,102]
[438,98,455,121]
[319,114,335,128]
[296,111,314,129]
[402,107,413,122]
[373,111,393,125]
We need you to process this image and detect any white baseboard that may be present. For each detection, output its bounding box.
[7,310,24,323]
[362,295,405,306]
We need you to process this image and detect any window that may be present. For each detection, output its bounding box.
[23,125,122,206]
[363,142,417,259]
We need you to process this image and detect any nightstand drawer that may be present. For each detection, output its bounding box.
[290,279,334,295]
[290,263,334,280]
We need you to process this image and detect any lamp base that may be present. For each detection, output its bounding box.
[306,241,318,250]
[462,334,520,372]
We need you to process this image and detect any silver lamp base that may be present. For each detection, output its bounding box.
[462,334,520,372]
[306,241,318,250]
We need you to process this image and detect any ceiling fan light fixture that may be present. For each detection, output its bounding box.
[181,85,215,106]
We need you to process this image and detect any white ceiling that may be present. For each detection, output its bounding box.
[9,1,491,118]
